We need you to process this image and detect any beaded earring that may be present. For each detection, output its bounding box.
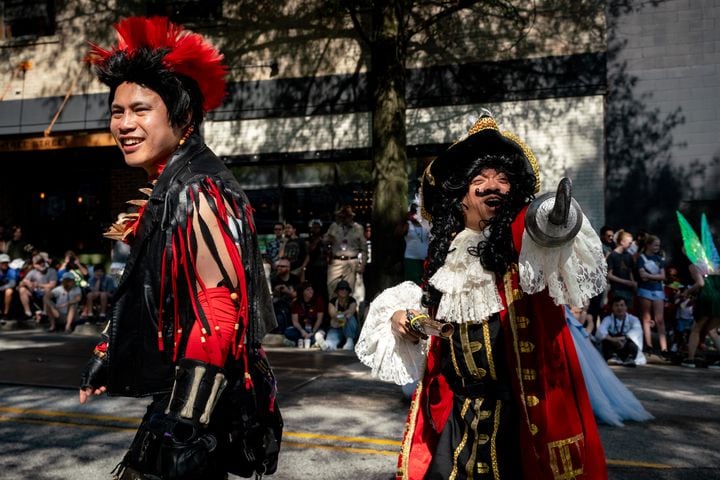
[178,125,194,146]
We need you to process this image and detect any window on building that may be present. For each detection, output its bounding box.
[0,0,55,40]
[230,160,374,235]
[146,0,223,24]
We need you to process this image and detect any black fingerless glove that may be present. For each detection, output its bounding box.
[80,342,108,390]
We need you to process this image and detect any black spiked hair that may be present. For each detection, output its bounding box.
[94,48,204,129]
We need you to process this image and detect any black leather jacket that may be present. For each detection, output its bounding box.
[105,134,276,397]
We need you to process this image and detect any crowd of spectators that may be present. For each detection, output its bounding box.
[264,206,371,350]
[4,212,717,369]
[0,224,117,332]
[576,225,720,369]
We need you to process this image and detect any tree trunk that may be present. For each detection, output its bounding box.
[366,0,407,300]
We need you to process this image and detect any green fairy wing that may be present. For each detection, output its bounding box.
[676,210,711,271]
[701,213,719,273]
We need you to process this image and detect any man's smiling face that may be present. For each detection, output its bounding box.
[110,81,184,176]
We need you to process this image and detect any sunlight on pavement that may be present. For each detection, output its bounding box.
[0,404,674,468]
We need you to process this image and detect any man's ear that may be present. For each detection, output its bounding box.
[181,112,193,131]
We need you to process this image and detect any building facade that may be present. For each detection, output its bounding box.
[0,0,716,264]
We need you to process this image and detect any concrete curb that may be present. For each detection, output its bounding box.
[0,317,103,336]
[0,319,44,332]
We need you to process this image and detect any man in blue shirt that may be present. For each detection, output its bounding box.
[0,253,19,322]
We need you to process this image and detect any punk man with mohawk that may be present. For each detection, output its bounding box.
[78,17,281,479]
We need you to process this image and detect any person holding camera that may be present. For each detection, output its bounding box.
[596,297,645,367]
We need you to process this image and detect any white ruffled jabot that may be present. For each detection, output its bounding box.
[429,228,504,324]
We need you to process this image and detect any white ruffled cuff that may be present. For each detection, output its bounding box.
[354,281,428,385]
[518,213,607,307]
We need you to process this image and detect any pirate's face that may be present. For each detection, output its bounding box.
[462,168,510,230]
[110,82,184,176]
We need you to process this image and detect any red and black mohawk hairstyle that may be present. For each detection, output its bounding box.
[88,16,228,128]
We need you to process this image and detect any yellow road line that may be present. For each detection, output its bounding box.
[0,405,141,425]
[0,415,135,431]
[606,459,672,469]
[283,441,398,456]
[284,430,401,447]
[0,406,676,469]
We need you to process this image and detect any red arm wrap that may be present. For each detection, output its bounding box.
[184,286,237,366]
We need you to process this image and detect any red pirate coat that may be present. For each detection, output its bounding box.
[396,206,607,480]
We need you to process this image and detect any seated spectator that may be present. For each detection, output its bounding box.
[321,280,359,351]
[270,257,300,332]
[596,297,645,367]
[566,305,654,426]
[80,264,117,322]
[45,272,82,332]
[284,281,325,347]
[57,250,90,291]
[0,253,19,322]
[18,254,58,320]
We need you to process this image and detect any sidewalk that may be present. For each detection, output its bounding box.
[0,324,358,392]
[0,327,98,389]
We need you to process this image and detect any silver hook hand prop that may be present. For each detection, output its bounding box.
[525,177,583,247]
[548,177,572,227]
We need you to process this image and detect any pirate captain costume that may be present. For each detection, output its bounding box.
[356,112,608,479]
[79,17,281,479]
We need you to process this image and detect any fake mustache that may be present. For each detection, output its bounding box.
[474,188,504,198]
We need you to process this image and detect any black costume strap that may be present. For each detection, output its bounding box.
[612,315,626,336]
[446,376,512,401]
[194,183,236,291]
[184,186,213,338]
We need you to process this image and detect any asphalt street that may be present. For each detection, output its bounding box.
[0,323,719,479]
